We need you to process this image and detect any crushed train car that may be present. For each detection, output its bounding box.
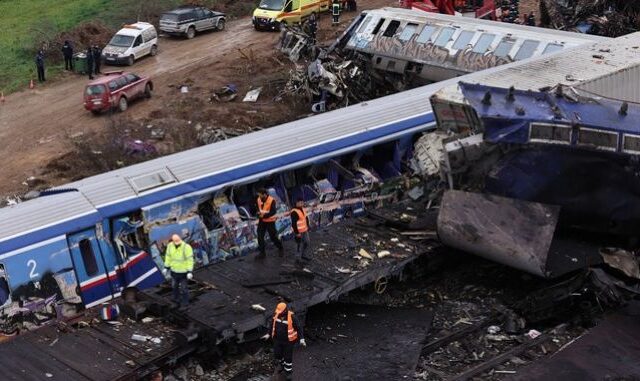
[336,7,604,83]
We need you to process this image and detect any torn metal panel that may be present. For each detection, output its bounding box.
[600,248,640,279]
[411,131,449,177]
[437,190,560,277]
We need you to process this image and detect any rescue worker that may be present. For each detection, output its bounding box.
[256,188,285,259]
[92,45,102,75]
[86,46,95,80]
[306,12,318,43]
[262,302,306,380]
[346,0,357,12]
[290,198,311,264]
[61,40,73,71]
[162,234,194,307]
[35,50,45,82]
[332,0,341,25]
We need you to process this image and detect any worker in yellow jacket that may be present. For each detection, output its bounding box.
[163,234,194,307]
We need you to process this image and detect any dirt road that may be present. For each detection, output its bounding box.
[0,0,397,198]
[0,18,280,195]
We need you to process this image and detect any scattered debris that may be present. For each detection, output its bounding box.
[210,84,238,102]
[242,87,262,102]
[251,304,266,312]
[358,248,373,260]
[377,250,391,258]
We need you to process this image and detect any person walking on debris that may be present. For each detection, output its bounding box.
[290,198,311,264]
[35,50,45,82]
[92,45,102,75]
[306,12,318,43]
[86,46,95,80]
[332,0,341,25]
[162,234,194,307]
[62,40,73,71]
[262,302,306,380]
[256,188,285,259]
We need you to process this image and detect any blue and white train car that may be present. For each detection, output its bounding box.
[0,80,439,338]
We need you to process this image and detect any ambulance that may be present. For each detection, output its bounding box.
[252,0,330,30]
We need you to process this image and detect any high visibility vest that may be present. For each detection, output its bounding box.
[332,3,340,15]
[257,195,277,223]
[164,242,194,273]
[272,311,299,342]
[291,208,308,233]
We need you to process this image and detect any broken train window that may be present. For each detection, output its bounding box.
[198,199,223,231]
[79,239,99,277]
[529,123,571,144]
[372,18,386,35]
[399,23,418,41]
[0,264,11,307]
[383,20,401,37]
[577,127,618,151]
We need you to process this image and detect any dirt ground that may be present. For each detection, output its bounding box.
[0,0,397,199]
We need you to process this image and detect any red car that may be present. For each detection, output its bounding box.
[84,71,153,114]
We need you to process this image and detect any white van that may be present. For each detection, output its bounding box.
[102,22,158,66]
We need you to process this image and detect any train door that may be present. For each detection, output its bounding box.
[67,229,116,308]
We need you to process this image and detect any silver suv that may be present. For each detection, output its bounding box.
[159,6,226,39]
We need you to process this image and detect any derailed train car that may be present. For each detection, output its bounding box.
[0,84,436,339]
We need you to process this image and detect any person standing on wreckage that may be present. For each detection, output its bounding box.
[162,234,194,307]
[256,188,285,259]
[290,198,311,265]
[262,302,306,380]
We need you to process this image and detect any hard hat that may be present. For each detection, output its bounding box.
[275,302,287,314]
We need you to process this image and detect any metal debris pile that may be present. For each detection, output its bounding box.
[540,0,640,36]
[277,24,398,113]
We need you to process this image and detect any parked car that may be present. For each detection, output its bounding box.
[102,22,158,66]
[159,6,226,39]
[84,71,153,114]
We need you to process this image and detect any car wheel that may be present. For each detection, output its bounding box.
[127,55,134,66]
[187,26,196,39]
[150,45,158,56]
[144,84,152,99]
[217,19,225,31]
[118,97,128,112]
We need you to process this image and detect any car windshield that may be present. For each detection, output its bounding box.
[109,34,135,47]
[86,85,106,96]
[258,0,284,11]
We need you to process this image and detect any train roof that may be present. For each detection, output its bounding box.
[433,31,640,103]
[0,24,623,254]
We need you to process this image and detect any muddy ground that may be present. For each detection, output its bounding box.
[0,0,397,199]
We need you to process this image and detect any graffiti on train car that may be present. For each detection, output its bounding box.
[365,28,512,74]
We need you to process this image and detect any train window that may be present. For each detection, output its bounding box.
[79,239,99,277]
[0,264,10,307]
[452,30,475,50]
[543,43,563,55]
[434,27,455,47]
[577,127,618,151]
[383,20,400,37]
[623,134,640,154]
[399,23,418,41]
[371,18,386,35]
[472,33,495,53]
[529,123,571,144]
[416,25,437,43]
[494,39,515,58]
[357,16,372,34]
[515,40,540,60]
[198,200,223,230]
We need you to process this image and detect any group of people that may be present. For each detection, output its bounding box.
[161,189,311,380]
[34,40,103,83]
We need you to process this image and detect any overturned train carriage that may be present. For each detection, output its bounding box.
[435,81,640,277]
[0,83,438,339]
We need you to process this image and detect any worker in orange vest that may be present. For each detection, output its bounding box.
[256,188,284,259]
[290,198,311,264]
[262,302,306,380]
